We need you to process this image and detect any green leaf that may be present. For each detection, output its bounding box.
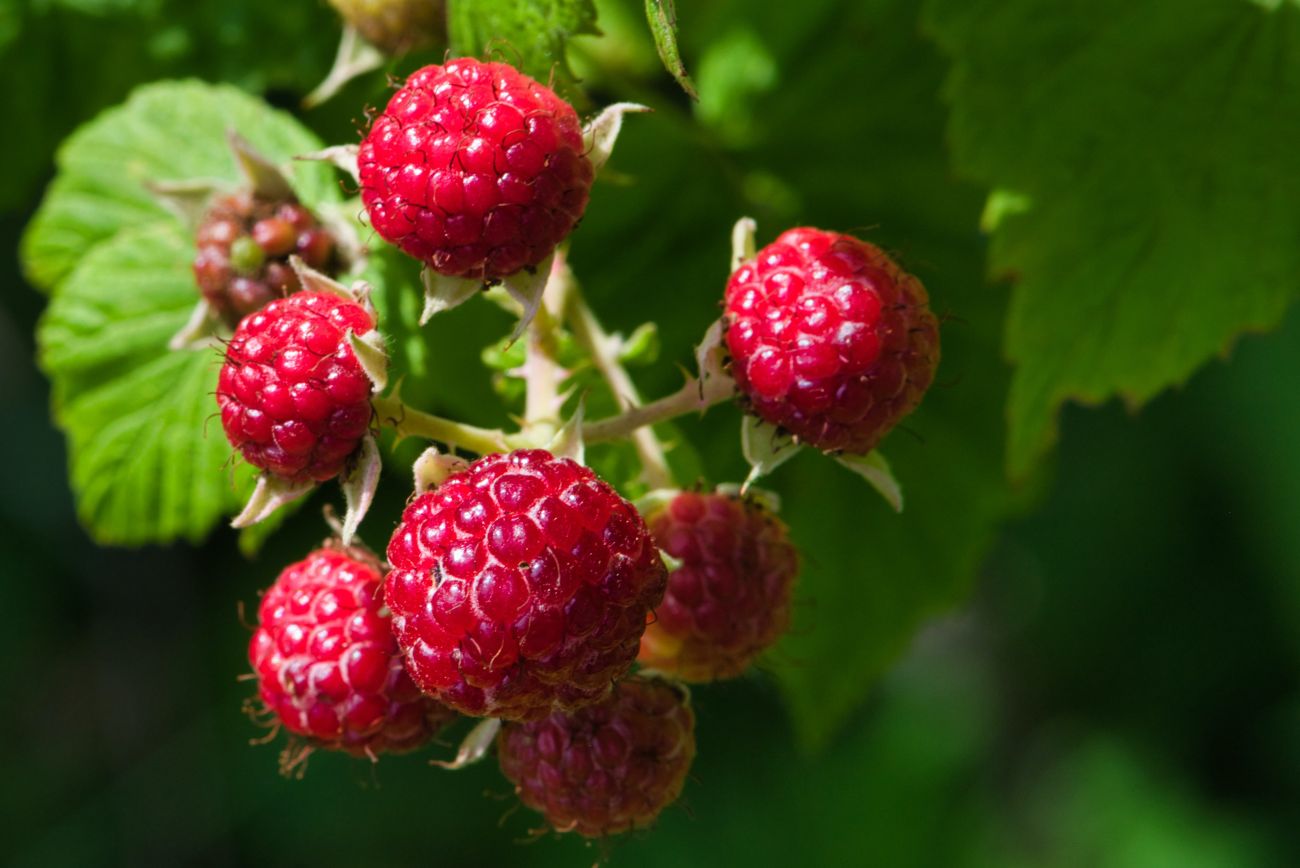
[446,0,598,96]
[644,0,697,99]
[37,223,257,545]
[923,0,1300,479]
[21,79,336,292]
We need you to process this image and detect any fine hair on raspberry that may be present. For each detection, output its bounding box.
[247,546,455,763]
[724,227,941,454]
[496,676,695,837]
[638,490,799,681]
[385,449,667,721]
[217,291,377,482]
[358,57,595,280]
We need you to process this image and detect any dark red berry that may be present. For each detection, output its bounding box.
[638,491,798,681]
[385,450,667,721]
[723,227,940,454]
[358,58,595,281]
[192,191,341,326]
[497,676,695,837]
[217,291,376,483]
[248,547,456,757]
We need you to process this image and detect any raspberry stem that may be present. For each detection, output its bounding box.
[564,279,674,489]
[522,254,571,439]
[371,395,511,455]
[581,378,730,444]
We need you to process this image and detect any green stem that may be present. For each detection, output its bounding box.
[521,255,571,439]
[582,379,730,444]
[565,282,675,489]
[372,394,510,455]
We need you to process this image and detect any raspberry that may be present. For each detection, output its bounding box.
[723,227,940,454]
[638,491,798,681]
[385,449,667,721]
[326,0,445,54]
[358,58,594,281]
[193,192,339,327]
[217,291,377,483]
[247,547,455,758]
[496,677,695,837]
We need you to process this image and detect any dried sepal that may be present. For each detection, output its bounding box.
[232,474,314,528]
[168,299,223,351]
[835,450,904,513]
[227,130,295,201]
[740,416,801,493]
[295,144,362,185]
[500,251,557,344]
[147,178,219,231]
[730,216,757,271]
[303,26,386,110]
[339,435,382,544]
[431,717,501,770]
[546,397,586,464]
[347,330,389,394]
[582,102,652,172]
[412,446,470,494]
[419,268,482,325]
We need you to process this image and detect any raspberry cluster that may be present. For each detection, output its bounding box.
[358,58,594,280]
[724,227,940,454]
[218,291,376,482]
[639,491,799,681]
[248,547,455,757]
[497,677,695,837]
[385,450,667,720]
[193,192,338,326]
[198,51,943,847]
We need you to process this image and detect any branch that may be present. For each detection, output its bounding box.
[564,281,674,488]
[372,394,510,456]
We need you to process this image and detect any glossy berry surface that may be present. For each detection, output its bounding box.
[723,227,940,454]
[385,450,667,721]
[497,677,695,837]
[193,192,338,327]
[248,547,454,755]
[218,291,376,482]
[358,58,594,280]
[326,0,445,54]
[638,491,799,681]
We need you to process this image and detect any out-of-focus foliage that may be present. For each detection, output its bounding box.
[2,0,1299,865]
[924,0,1300,478]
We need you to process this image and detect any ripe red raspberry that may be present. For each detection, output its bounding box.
[723,227,940,454]
[217,291,376,482]
[638,491,798,681]
[248,547,455,758]
[496,677,695,837]
[385,449,667,721]
[193,192,339,326]
[358,58,594,280]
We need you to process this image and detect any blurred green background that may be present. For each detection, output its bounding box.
[4,0,1300,865]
